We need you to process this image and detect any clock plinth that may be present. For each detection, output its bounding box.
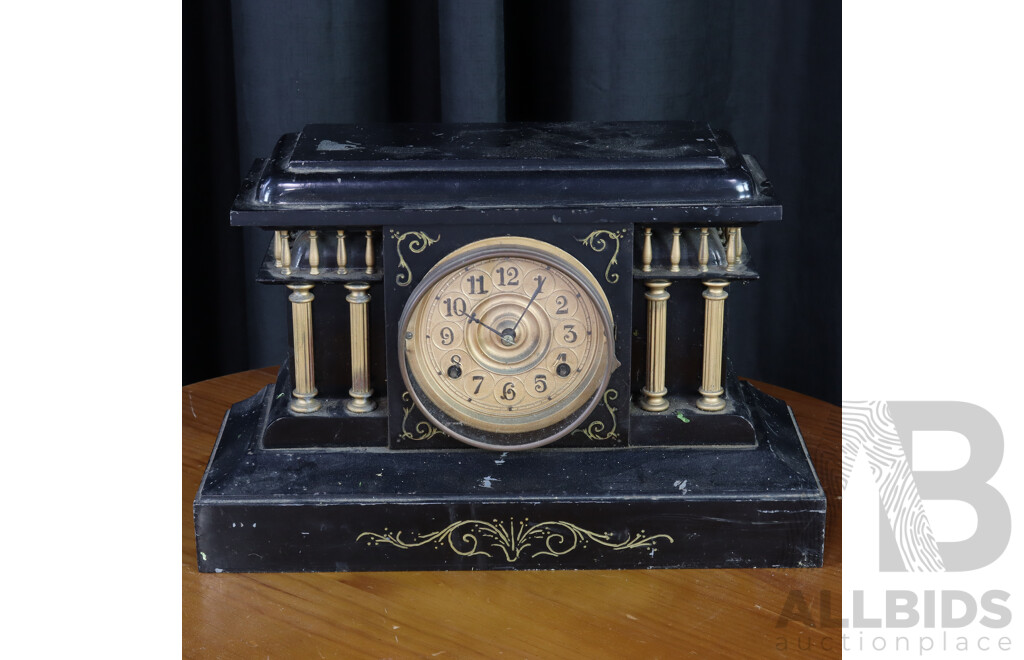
[195,381,823,572]
[195,121,825,572]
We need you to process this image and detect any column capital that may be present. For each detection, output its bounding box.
[701,279,730,300]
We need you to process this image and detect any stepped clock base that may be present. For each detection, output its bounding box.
[194,382,825,572]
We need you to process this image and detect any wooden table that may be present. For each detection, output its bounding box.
[184,369,841,659]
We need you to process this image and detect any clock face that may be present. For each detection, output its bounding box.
[399,237,618,450]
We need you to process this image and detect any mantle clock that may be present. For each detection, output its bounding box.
[193,121,826,572]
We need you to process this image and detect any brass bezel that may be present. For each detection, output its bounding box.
[398,236,619,450]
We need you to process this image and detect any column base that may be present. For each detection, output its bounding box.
[346,389,377,414]
[639,387,670,412]
[289,388,322,414]
[696,387,725,412]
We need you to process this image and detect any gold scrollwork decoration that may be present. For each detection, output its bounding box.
[357,517,673,562]
[576,229,627,283]
[399,391,443,441]
[571,389,619,441]
[390,230,440,286]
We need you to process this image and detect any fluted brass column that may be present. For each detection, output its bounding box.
[287,284,321,413]
[697,279,730,412]
[308,230,320,275]
[640,279,671,412]
[345,282,376,413]
[274,230,283,268]
[336,230,347,273]
[698,228,710,272]
[641,227,653,272]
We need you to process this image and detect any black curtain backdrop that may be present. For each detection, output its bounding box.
[183,0,841,404]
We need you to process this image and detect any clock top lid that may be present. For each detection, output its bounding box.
[231,121,780,226]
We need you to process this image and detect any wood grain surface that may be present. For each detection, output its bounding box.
[183,369,841,659]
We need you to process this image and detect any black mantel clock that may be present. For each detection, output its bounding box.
[194,121,826,572]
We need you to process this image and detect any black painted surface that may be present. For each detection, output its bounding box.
[194,380,824,572]
[230,121,780,226]
[289,122,730,166]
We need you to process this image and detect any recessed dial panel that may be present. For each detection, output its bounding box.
[399,237,618,450]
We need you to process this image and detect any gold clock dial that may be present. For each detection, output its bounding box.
[399,237,618,450]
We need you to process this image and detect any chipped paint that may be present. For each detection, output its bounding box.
[317,139,361,151]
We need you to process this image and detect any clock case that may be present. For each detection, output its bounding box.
[194,122,826,572]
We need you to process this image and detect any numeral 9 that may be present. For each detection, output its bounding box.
[439,326,454,346]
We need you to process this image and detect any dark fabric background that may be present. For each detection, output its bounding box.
[183,0,840,404]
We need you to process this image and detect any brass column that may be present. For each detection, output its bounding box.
[345,282,376,413]
[670,227,681,272]
[640,279,671,412]
[641,227,653,272]
[280,231,292,275]
[698,228,710,272]
[697,279,729,412]
[287,284,321,413]
[725,227,739,271]
[336,230,347,273]
[308,230,320,275]
[365,230,375,275]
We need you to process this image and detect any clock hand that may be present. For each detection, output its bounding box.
[465,311,505,338]
[512,276,546,334]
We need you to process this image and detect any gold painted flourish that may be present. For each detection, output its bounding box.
[399,391,443,441]
[390,230,440,286]
[571,389,619,441]
[576,229,627,283]
[357,518,673,562]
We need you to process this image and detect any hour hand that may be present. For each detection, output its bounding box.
[465,311,504,338]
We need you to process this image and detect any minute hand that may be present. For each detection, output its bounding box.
[512,276,546,333]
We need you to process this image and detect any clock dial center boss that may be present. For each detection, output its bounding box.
[398,237,620,450]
